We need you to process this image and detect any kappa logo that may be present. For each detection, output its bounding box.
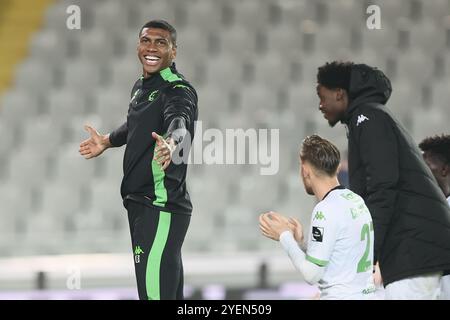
[314,211,326,221]
[312,226,324,242]
[134,246,144,264]
[356,114,369,126]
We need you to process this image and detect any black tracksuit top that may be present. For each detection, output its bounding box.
[109,64,198,215]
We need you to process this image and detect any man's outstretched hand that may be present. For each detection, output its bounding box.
[79,125,111,159]
[152,132,176,171]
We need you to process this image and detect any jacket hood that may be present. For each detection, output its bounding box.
[343,64,392,123]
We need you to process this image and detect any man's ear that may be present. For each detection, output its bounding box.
[302,163,310,178]
[171,45,177,60]
[336,88,345,101]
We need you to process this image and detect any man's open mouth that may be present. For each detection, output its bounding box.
[143,55,161,66]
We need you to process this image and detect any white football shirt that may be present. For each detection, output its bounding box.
[306,187,376,299]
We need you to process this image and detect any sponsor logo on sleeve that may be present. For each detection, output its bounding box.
[314,211,326,221]
[312,226,324,242]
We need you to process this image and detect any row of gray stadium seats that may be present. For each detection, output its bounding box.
[1,0,449,257]
[46,0,450,32]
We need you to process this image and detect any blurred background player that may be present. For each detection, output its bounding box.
[316,61,450,299]
[419,134,450,300]
[259,135,376,300]
[78,20,198,300]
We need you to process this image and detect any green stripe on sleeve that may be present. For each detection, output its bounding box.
[146,211,171,300]
[306,254,328,267]
[151,145,168,207]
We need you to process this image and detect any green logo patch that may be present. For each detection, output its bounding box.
[148,90,159,102]
[341,192,356,201]
[134,246,144,255]
[314,211,326,221]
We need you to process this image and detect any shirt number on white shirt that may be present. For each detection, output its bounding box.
[357,223,372,273]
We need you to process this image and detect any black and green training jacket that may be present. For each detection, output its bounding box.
[109,63,198,215]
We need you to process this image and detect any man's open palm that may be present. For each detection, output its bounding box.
[79,125,108,159]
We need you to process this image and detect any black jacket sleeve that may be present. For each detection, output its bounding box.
[355,109,399,263]
[109,122,127,147]
[162,85,197,144]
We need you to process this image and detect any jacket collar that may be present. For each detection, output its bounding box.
[140,63,182,89]
[322,185,346,201]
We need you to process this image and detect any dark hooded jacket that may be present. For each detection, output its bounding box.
[343,64,450,286]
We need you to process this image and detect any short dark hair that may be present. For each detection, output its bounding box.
[317,61,354,92]
[419,134,450,164]
[300,135,341,176]
[139,20,177,45]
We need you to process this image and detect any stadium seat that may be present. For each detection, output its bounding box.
[20,115,63,154]
[430,80,450,109]
[136,0,176,26]
[94,88,130,129]
[434,53,450,79]
[47,88,86,120]
[108,57,142,91]
[38,182,84,222]
[388,81,423,118]
[230,0,281,29]
[183,0,224,33]
[85,179,126,230]
[204,55,248,89]
[79,29,119,62]
[326,0,366,28]
[7,148,50,189]
[217,26,261,58]
[29,29,67,64]
[422,0,450,23]
[91,0,130,33]
[411,106,450,142]
[0,119,17,156]
[409,21,446,55]
[96,147,125,183]
[14,59,55,96]
[62,58,104,95]
[53,143,97,187]
[390,49,435,85]
[65,113,104,146]
[0,185,34,223]
[251,55,301,88]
